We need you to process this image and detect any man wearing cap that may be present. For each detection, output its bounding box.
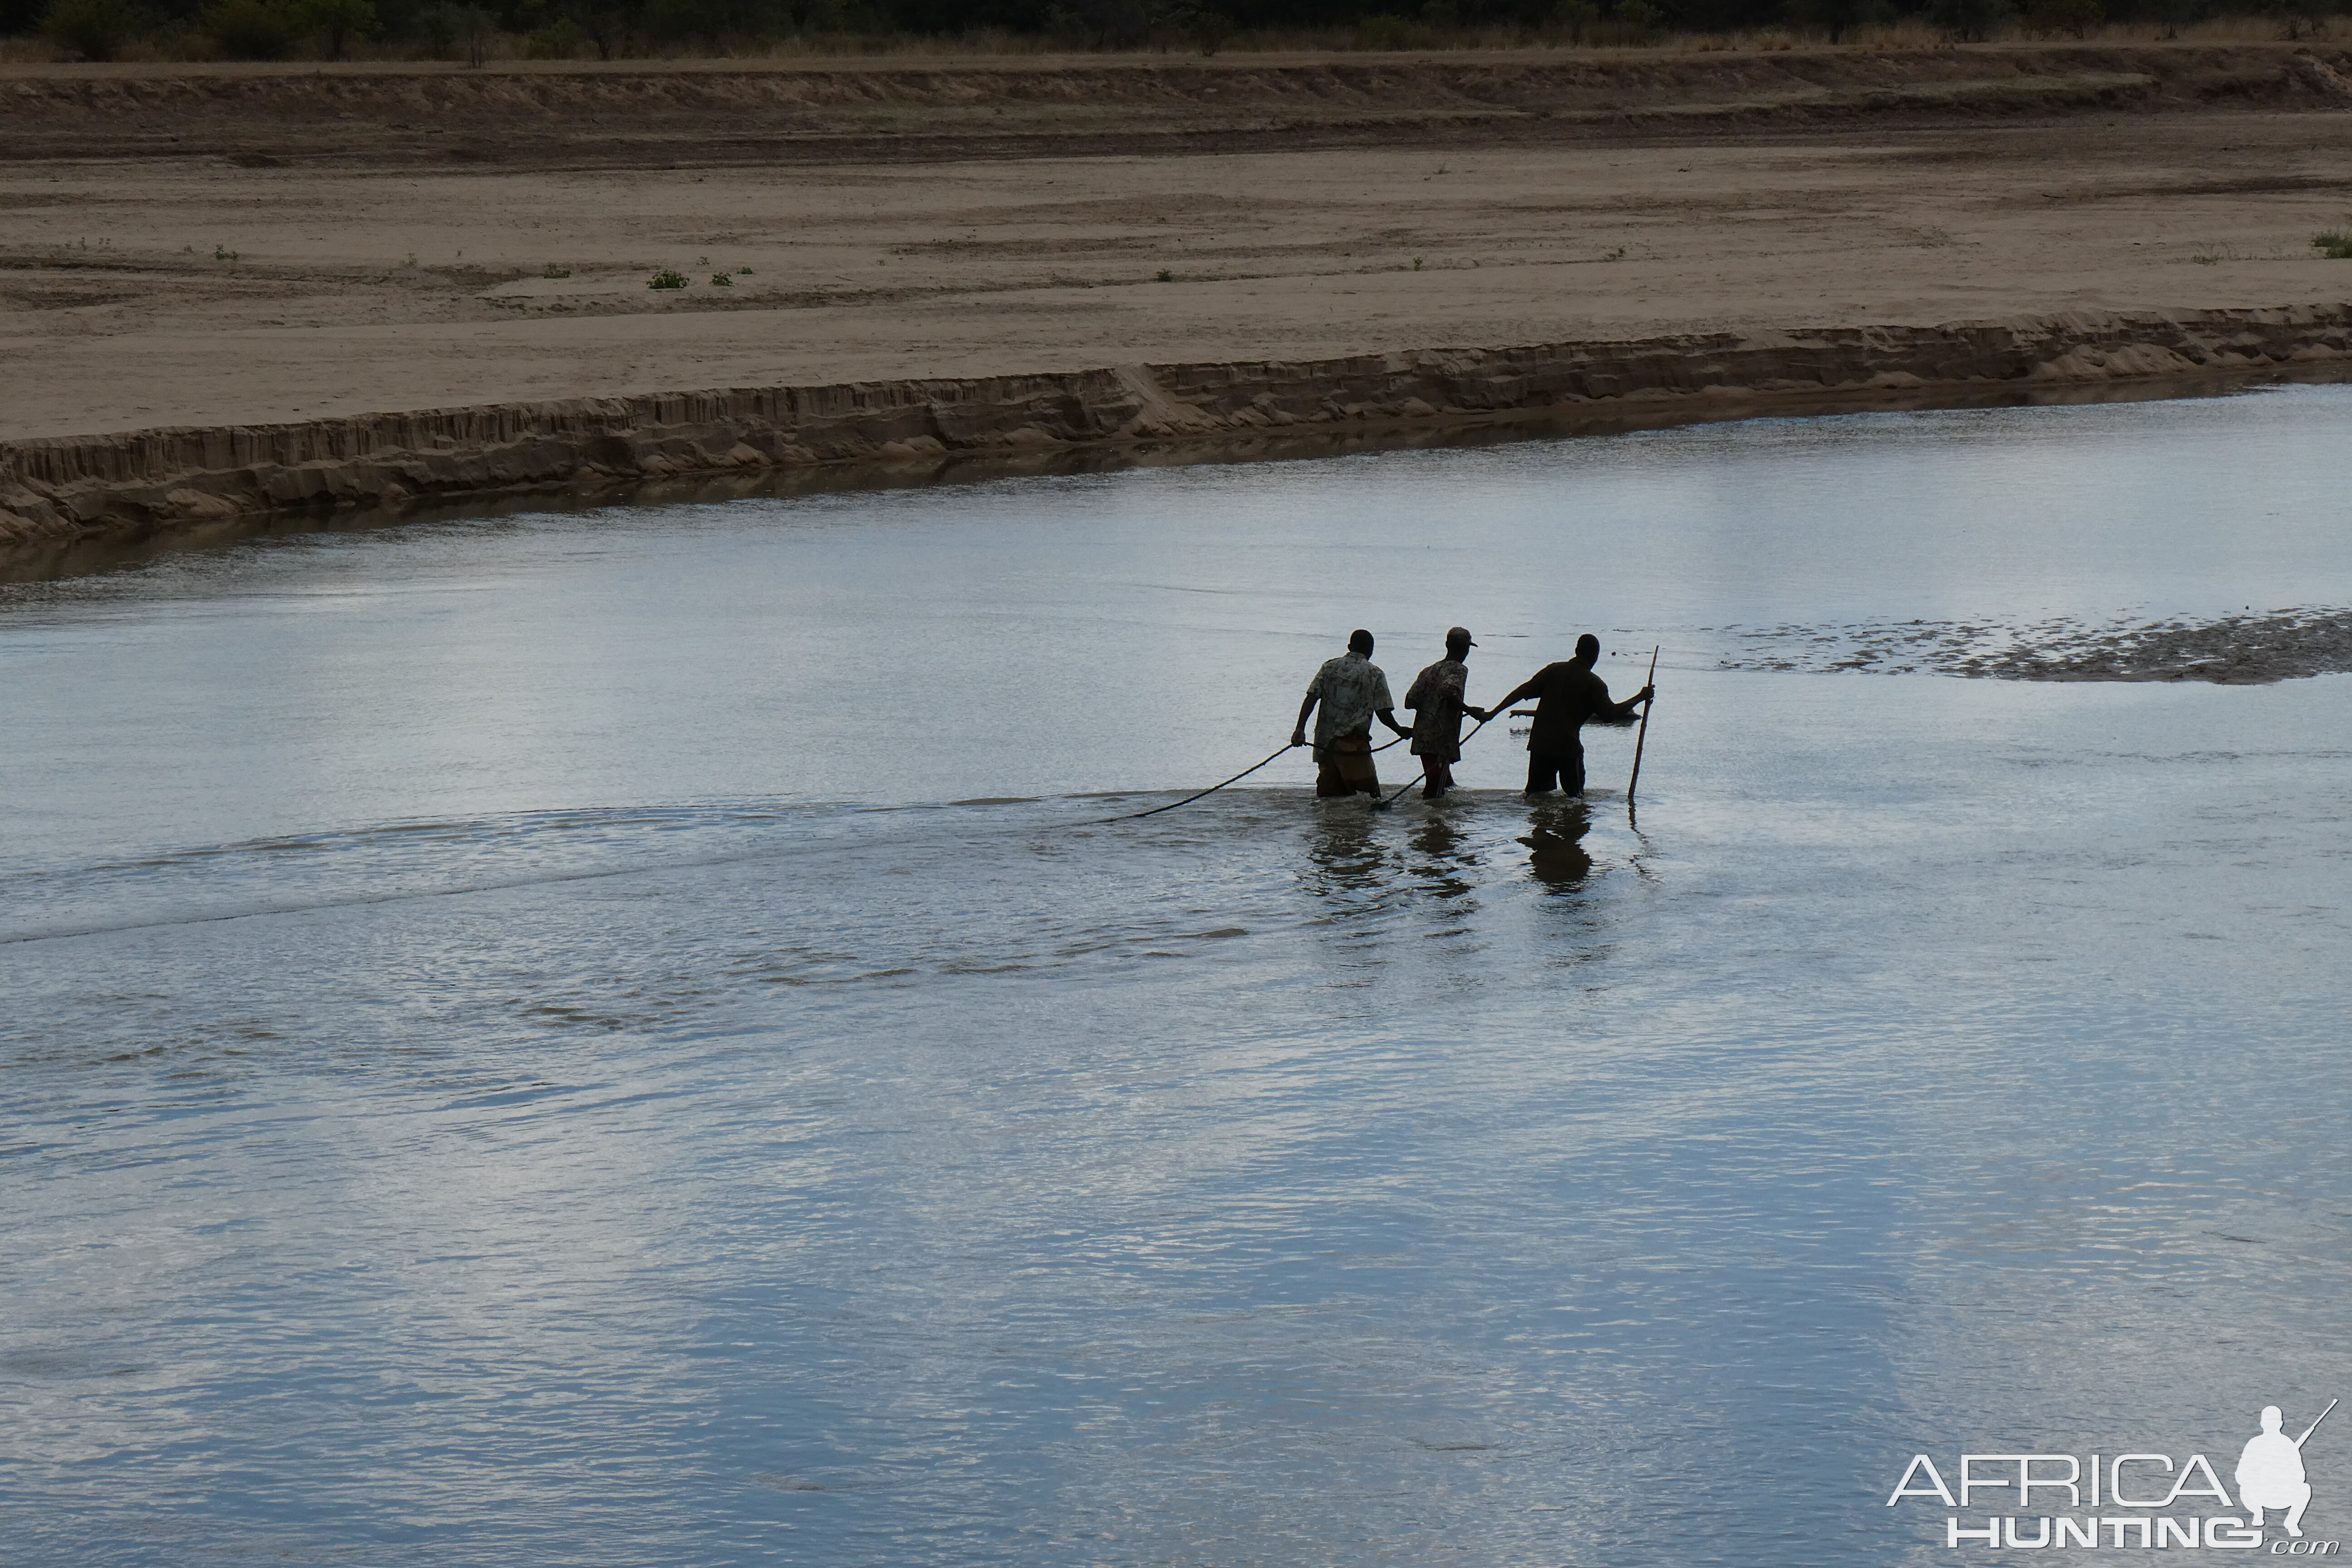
[1489,633,1653,797]
[1292,629,1411,799]
[1403,627,1493,801]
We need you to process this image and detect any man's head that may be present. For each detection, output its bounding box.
[1348,629,1375,656]
[1445,626,1474,657]
[2264,1406,2285,1434]
[1574,633,1601,664]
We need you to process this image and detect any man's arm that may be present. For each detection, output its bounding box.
[1369,673,1410,739]
[1420,683,1490,724]
[1603,683,1655,722]
[1489,677,1537,714]
[1447,666,1492,723]
[1290,692,1318,748]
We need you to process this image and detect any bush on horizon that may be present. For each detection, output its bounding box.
[2019,0,2102,34]
[304,0,376,54]
[1785,0,1892,40]
[2265,0,2343,38]
[13,0,2351,58]
[39,0,150,57]
[1924,0,2013,35]
[201,0,304,55]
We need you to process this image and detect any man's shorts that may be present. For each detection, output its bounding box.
[1315,732,1379,797]
[1526,744,1587,797]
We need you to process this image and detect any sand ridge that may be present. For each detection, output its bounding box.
[6,307,2350,564]
[5,44,2348,166]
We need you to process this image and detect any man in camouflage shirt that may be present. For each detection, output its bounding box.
[1403,626,1492,801]
[1291,628,1411,799]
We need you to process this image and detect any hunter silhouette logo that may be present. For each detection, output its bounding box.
[1887,1398,2338,1551]
[2241,1401,2336,1539]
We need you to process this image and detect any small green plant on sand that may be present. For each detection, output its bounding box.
[1155,267,1174,282]
[710,272,733,286]
[543,264,572,279]
[214,245,239,261]
[1411,256,1423,270]
[2315,231,2352,260]
[648,269,689,290]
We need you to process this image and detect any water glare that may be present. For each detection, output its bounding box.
[4,386,2349,1566]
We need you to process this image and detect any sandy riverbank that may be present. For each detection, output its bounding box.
[8,305,2351,558]
[3,45,2350,549]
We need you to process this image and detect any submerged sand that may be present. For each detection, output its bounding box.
[1725,608,2352,683]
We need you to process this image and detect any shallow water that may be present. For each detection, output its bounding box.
[4,386,2350,1566]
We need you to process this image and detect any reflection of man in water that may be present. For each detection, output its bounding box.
[1402,627,1492,802]
[2238,1405,2313,1538]
[1520,803,1594,887]
[1292,629,1410,799]
[1488,634,1653,797]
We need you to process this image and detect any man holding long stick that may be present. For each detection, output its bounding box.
[1489,633,1653,798]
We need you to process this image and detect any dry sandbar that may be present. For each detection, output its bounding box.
[3,47,2350,555]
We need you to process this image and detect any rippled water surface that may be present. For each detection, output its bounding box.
[5,387,2350,1566]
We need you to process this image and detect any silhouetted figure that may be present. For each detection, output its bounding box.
[2238,1405,2314,1538]
[1293,629,1410,799]
[1489,633,1654,796]
[1402,627,1493,801]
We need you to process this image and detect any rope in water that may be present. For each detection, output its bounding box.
[1372,712,1496,809]
[1110,744,1295,822]
[1108,730,1413,823]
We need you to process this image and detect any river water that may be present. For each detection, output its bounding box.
[4,385,2349,1566]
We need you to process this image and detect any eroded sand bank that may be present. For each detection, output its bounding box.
[8,305,2350,556]
[4,47,2350,556]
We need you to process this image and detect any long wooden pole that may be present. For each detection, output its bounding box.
[1625,646,1660,807]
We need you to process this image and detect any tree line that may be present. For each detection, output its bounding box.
[14,0,2342,64]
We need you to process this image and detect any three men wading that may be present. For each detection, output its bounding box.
[1295,627,1652,800]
